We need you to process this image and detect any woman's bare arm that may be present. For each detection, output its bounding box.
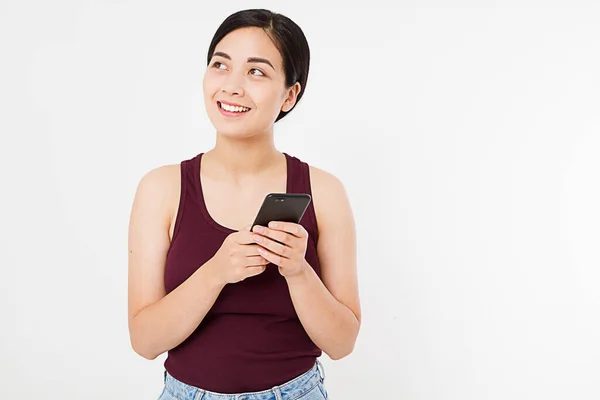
[127,165,225,360]
[285,167,361,360]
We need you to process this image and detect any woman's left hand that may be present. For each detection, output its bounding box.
[251,221,309,279]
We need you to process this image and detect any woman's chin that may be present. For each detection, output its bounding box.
[212,121,271,139]
[214,127,256,139]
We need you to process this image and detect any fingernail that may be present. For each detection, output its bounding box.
[254,226,264,233]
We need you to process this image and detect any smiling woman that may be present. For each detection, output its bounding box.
[127,8,360,400]
[202,27,307,137]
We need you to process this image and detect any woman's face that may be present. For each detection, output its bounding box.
[203,27,300,138]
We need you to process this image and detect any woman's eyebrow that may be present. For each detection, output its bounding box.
[212,51,275,70]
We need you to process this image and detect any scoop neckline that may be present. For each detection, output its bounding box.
[196,152,292,234]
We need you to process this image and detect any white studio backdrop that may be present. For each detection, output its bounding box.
[1,1,599,399]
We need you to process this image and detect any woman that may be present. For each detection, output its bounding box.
[128,9,361,400]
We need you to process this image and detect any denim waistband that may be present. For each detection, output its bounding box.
[163,359,325,400]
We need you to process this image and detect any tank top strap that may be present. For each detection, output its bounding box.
[169,154,202,244]
[181,154,198,190]
[284,153,319,245]
[180,153,205,206]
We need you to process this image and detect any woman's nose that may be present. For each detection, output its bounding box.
[220,74,245,97]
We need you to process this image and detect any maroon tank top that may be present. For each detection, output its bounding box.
[163,152,322,393]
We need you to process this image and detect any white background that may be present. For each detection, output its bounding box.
[1,1,599,399]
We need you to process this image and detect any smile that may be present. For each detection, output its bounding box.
[218,101,251,117]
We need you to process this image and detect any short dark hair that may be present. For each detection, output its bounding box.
[206,9,310,123]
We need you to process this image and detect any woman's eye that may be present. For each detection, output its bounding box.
[211,62,263,77]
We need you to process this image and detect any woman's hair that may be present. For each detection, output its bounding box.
[206,9,310,123]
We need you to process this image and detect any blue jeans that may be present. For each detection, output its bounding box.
[158,359,328,400]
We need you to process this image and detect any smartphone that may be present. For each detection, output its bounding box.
[250,193,312,233]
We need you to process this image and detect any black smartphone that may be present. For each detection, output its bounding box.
[250,193,312,233]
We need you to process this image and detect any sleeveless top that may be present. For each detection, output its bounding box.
[163,152,323,393]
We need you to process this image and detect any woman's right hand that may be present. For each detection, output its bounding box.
[208,224,270,285]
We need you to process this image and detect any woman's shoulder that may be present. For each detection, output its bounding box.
[306,163,352,231]
[134,163,182,231]
[137,163,181,195]
[306,163,347,199]
[307,163,338,186]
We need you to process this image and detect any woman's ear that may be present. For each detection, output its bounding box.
[281,82,302,112]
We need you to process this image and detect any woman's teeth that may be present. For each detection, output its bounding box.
[219,102,250,113]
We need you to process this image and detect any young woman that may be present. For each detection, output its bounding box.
[127,9,361,400]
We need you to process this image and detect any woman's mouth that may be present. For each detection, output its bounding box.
[217,101,251,117]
